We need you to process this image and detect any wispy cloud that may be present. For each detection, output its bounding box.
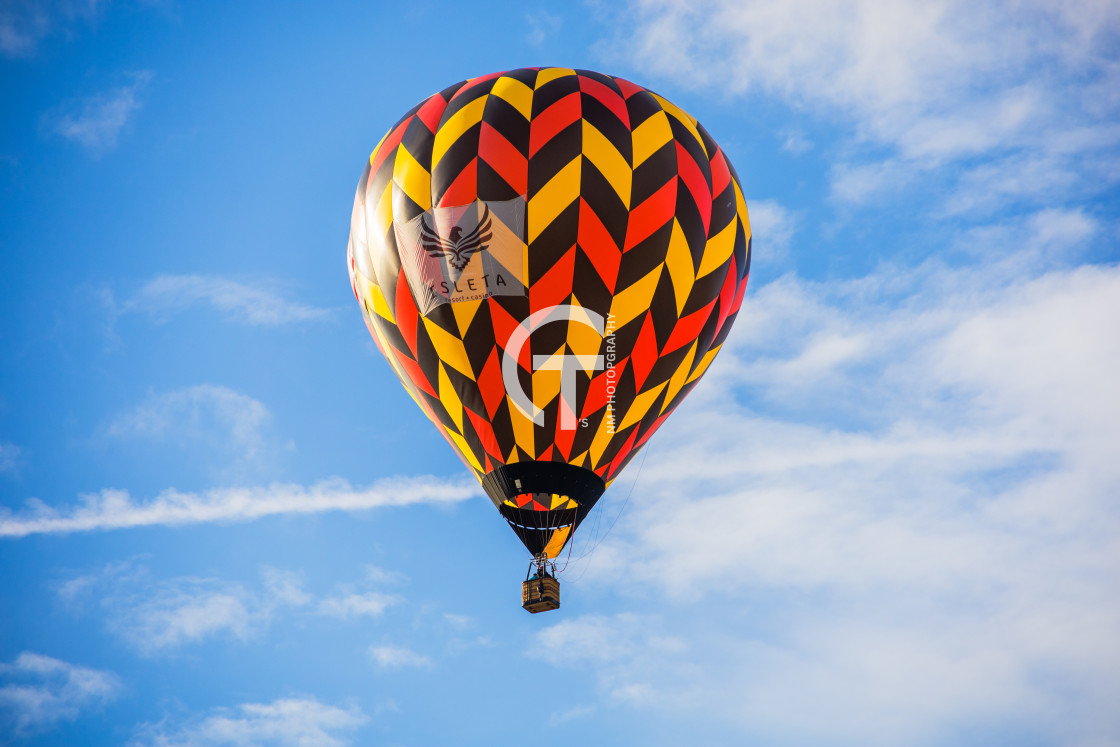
[534,614,686,668]
[59,563,313,654]
[131,697,367,747]
[938,152,1093,217]
[829,158,911,205]
[60,563,413,655]
[368,645,431,670]
[441,612,473,630]
[525,10,562,46]
[120,275,333,326]
[548,704,596,726]
[360,565,404,585]
[0,0,103,58]
[103,385,276,476]
[46,72,152,153]
[532,615,687,710]
[0,475,481,538]
[743,198,797,270]
[119,581,260,652]
[317,592,400,620]
[779,129,811,154]
[316,564,404,619]
[0,652,121,735]
[261,567,313,607]
[0,441,24,475]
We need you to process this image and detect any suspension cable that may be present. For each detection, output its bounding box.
[560,445,650,580]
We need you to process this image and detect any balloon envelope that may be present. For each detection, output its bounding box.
[348,68,751,558]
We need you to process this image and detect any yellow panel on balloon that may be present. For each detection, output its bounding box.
[542,526,571,558]
[393,146,433,212]
[696,218,737,280]
[609,264,663,331]
[447,428,482,474]
[664,219,695,316]
[631,110,673,167]
[582,120,632,209]
[618,381,668,432]
[508,395,536,458]
[431,95,488,172]
[437,363,464,433]
[490,76,533,121]
[534,67,576,87]
[528,157,580,244]
[422,317,476,381]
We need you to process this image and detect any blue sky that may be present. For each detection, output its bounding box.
[1,1,1118,745]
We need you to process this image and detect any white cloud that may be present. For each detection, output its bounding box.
[532,615,688,709]
[62,564,312,654]
[261,567,313,607]
[58,563,415,655]
[47,72,152,152]
[441,612,473,629]
[939,153,1085,217]
[317,592,399,619]
[829,159,911,205]
[548,704,596,726]
[361,565,404,585]
[544,225,1120,743]
[0,475,480,538]
[1023,208,1099,253]
[613,0,1119,148]
[743,198,796,269]
[312,564,406,620]
[123,582,258,652]
[534,614,687,668]
[131,697,367,747]
[0,652,121,734]
[946,208,1101,270]
[368,645,431,670]
[525,10,562,46]
[105,385,274,470]
[0,441,23,474]
[125,275,333,326]
[779,130,811,154]
[607,0,1120,211]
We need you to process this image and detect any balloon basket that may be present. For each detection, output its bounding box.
[522,576,560,613]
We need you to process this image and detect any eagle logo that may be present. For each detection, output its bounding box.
[419,206,493,271]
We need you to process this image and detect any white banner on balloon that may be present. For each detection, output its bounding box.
[394,197,527,316]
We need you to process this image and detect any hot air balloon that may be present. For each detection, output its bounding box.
[347,68,750,612]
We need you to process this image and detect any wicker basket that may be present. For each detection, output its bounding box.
[522,577,560,613]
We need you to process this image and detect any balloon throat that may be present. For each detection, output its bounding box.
[529,554,556,580]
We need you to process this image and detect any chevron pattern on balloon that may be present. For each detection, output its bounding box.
[349,67,751,558]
